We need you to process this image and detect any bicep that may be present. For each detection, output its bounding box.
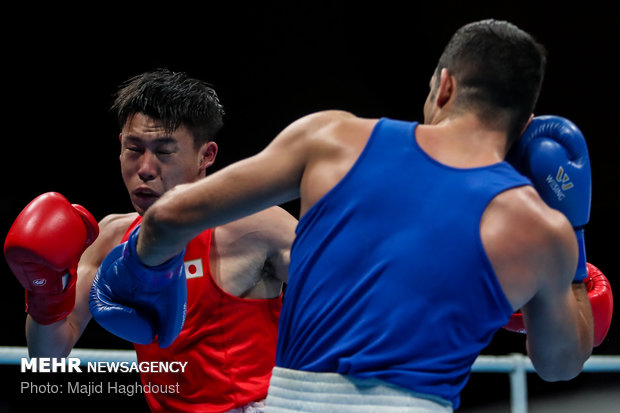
[209,140,305,218]
[153,117,312,232]
[523,210,580,328]
[520,212,592,379]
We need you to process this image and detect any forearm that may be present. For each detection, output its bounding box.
[526,335,588,382]
[26,315,81,358]
[137,114,315,268]
[526,284,593,381]
[138,156,298,266]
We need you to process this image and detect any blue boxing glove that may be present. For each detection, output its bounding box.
[507,115,591,282]
[89,226,186,348]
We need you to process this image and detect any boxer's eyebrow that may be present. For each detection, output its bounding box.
[124,135,176,143]
[122,136,179,148]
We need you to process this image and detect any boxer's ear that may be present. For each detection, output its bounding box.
[199,141,218,174]
[436,68,456,109]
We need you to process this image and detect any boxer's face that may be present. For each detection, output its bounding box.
[119,113,217,215]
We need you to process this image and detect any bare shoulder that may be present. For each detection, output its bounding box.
[284,111,378,215]
[496,186,574,250]
[279,110,376,145]
[481,185,578,308]
[81,212,139,264]
[96,212,140,244]
[290,110,359,130]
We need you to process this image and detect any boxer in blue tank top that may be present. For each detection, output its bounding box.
[132,20,610,412]
[273,117,530,408]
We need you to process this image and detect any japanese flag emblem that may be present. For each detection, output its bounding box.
[184,259,204,279]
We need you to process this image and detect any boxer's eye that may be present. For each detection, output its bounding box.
[155,147,175,157]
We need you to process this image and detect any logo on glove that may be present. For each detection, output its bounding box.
[32,279,47,287]
[545,166,573,201]
[556,166,574,191]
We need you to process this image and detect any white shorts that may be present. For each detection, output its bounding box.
[265,367,453,412]
[226,399,266,413]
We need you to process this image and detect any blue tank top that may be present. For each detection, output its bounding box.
[276,118,532,408]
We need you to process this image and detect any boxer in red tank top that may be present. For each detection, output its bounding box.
[122,216,284,412]
[19,70,297,413]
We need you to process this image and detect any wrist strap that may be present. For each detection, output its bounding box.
[26,269,77,325]
[573,228,587,283]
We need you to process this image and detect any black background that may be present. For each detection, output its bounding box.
[1,2,618,411]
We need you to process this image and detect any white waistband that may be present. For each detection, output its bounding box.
[265,367,453,413]
[226,399,266,413]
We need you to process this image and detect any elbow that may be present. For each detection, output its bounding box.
[536,364,583,382]
[28,346,72,360]
[531,352,590,382]
[528,340,591,382]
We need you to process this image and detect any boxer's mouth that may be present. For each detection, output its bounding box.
[134,187,160,199]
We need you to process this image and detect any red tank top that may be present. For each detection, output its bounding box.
[121,216,282,412]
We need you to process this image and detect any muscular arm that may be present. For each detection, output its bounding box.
[136,111,343,266]
[523,207,593,380]
[523,250,594,381]
[483,187,593,381]
[26,213,137,358]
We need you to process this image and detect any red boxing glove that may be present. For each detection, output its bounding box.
[504,263,613,347]
[4,192,99,325]
[585,263,613,346]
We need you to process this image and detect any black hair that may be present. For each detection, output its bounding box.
[111,68,225,147]
[436,19,547,144]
